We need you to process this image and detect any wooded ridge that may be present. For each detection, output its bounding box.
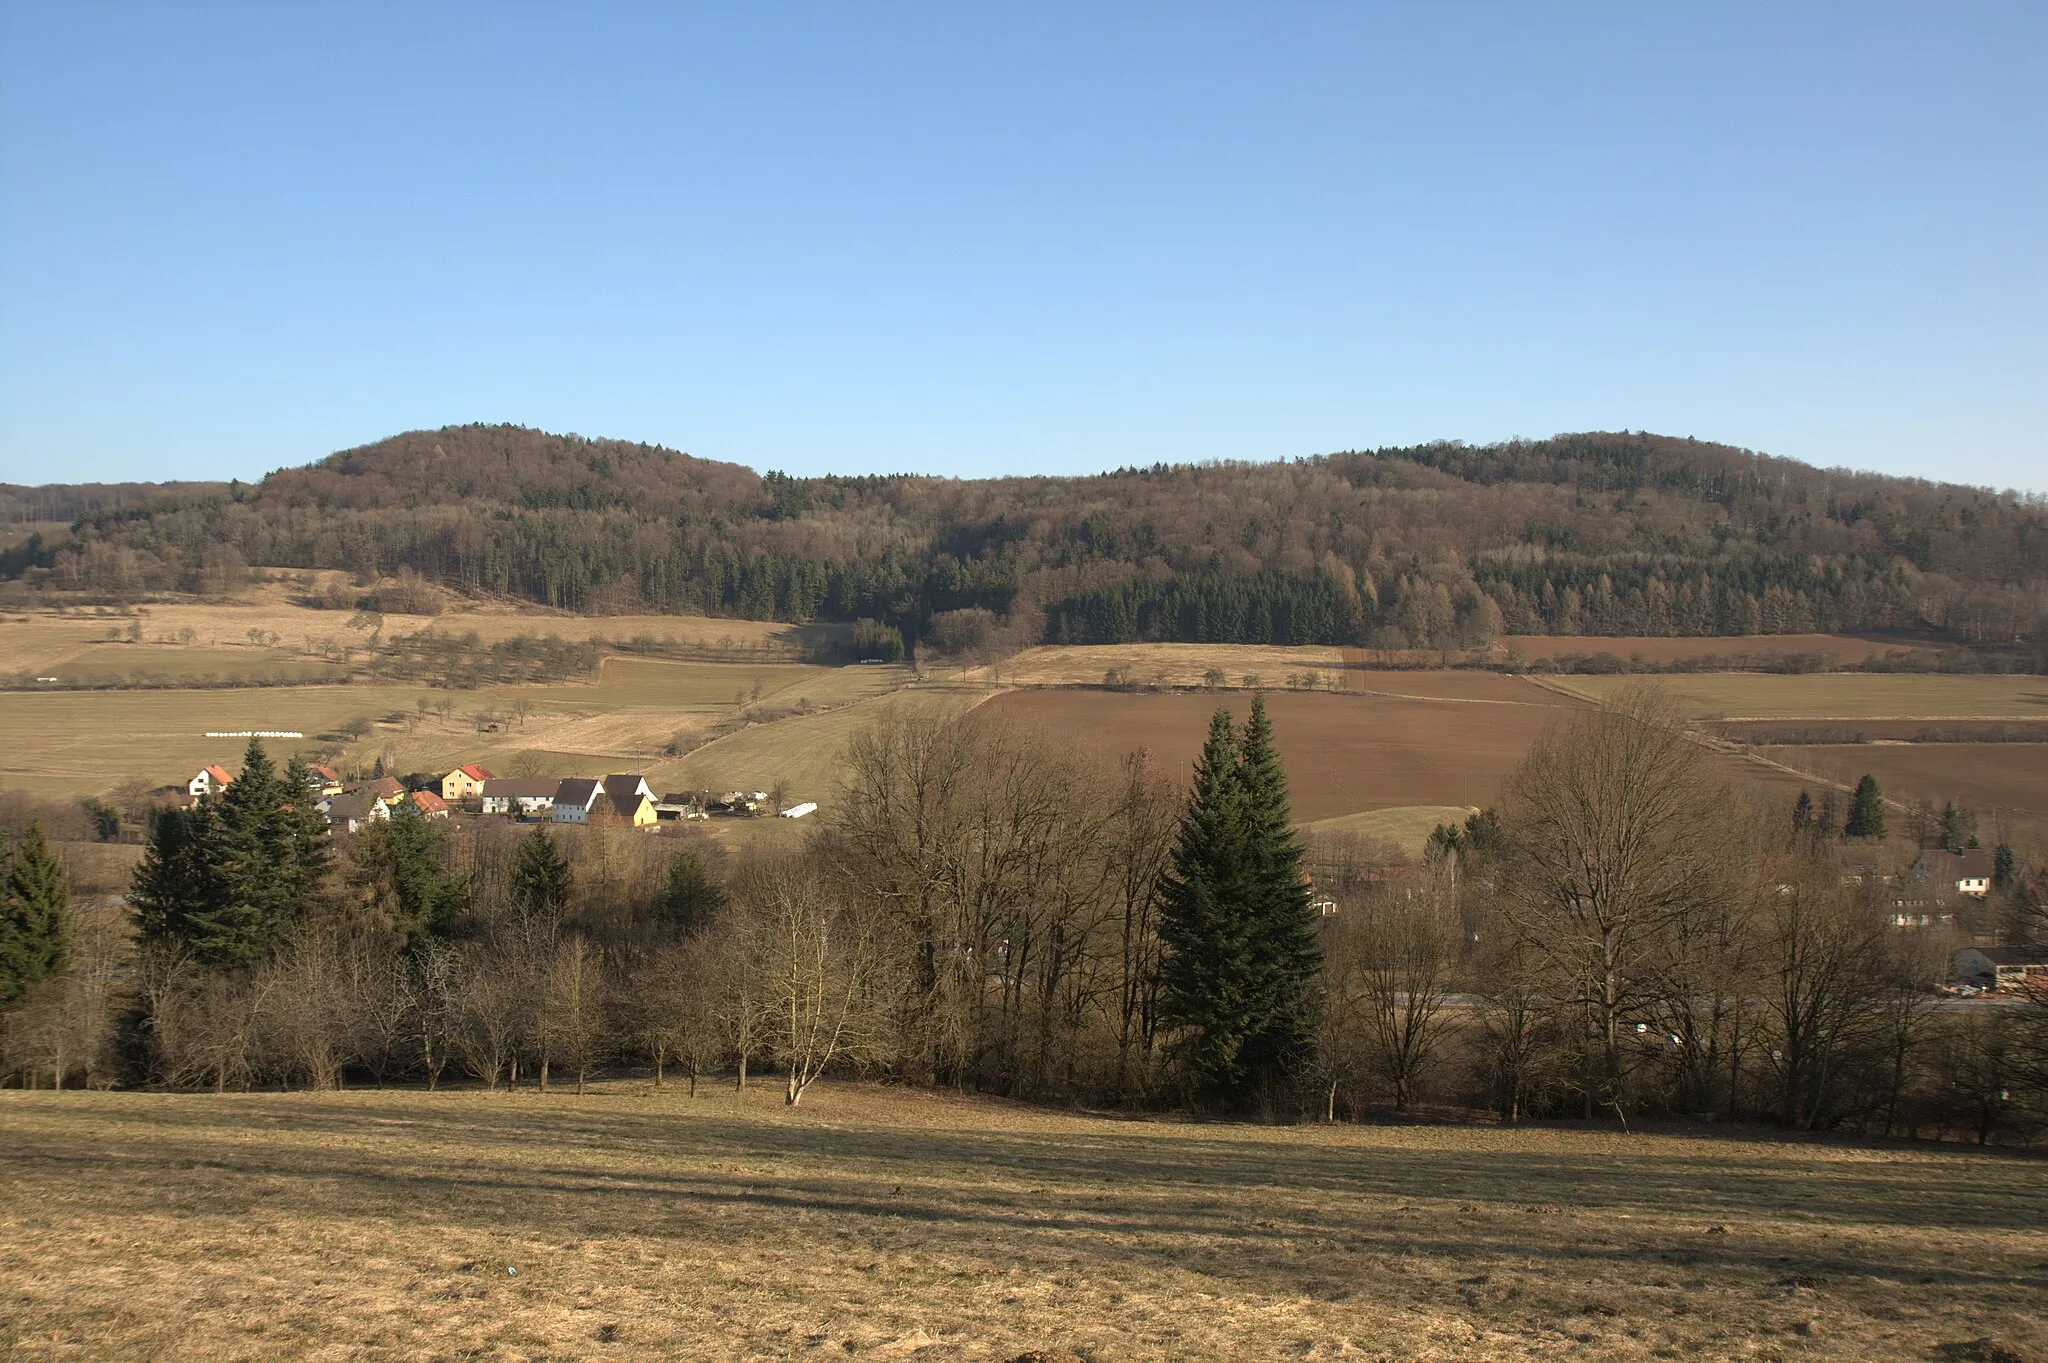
[5,425,2044,653]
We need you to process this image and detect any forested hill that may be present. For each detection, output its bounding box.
[5,423,2045,653]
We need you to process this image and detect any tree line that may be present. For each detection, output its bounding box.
[7,425,2043,660]
[3,696,2045,1142]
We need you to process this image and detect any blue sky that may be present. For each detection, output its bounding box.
[1,2,2042,490]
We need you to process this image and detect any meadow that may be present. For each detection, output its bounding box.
[1501,634,1926,667]
[2,1084,2042,1363]
[1763,743,2048,832]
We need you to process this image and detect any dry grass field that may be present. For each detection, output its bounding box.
[972,644,1352,688]
[1546,673,2048,720]
[2,1084,2042,1363]
[1301,805,1479,856]
[980,688,1584,822]
[1502,635,1928,667]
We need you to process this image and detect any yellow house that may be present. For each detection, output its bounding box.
[441,764,494,803]
[601,774,658,827]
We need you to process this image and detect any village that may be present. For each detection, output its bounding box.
[175,757,818,837]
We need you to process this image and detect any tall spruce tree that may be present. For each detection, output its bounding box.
[280,754,333,909]
[1158,696,1322,1105]
[1231,695,1321,1081]
[1844,775,1886,839]
[351,798,466,947]
[512,825,574,921]
[1158,708,1256,1099]
[0,821,70,1005]
[132,802,231,959]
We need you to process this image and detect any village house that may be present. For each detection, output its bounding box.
[1954,946,2048,992]
[410,790,451,819]
[440,763,495,804]
[600,774,657,827]
[358,775,408,807]
[480,778,560,818]
[551,778,608,824]
[654,792,707,822]
[1916,848,1995,898]
[306,764,344,797]
[188,765,234,799]
[324,790,390,835]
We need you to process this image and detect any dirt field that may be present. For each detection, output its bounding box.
[980,688,1583,821]
[1502,634,1928,666]
[1763,743,2048,831]
[1546,673,2048,720]
[2,1084,2041,1363]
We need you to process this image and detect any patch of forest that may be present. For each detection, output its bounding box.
[4,424,2044,660]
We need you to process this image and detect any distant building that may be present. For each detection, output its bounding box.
[480,778,561,817]
[306,764,345,797]
[655,792,707,822]
[1916,848,1995,898]
[552,778,606,824]
[1954,946,2047,991]
[600,775,657,826]
[358,776,407,807]
[440,763,495,804]
[410,790,451,819]
[188,765,234,799]
[324,790,391,835]
[778,801,818,819]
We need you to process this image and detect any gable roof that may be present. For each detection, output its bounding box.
[200,765,233,786]
[481,778,561,799]
[602,775,652,810]
[325,790,385,822]
[555,777,602,807]
[456,763,494,782]
[411,790,448,812]
[1965,946,2047,967]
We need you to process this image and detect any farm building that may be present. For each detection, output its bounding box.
[480,778,559,817]
[601,775,657,826]
[655,793,707,821]
[778,801,818,819]
[306,764,344,796]
[551,779,607,824]
[358,776,407,807]
[1954,946,2047,991]
[440,763,495,804]
[410,790,451,819]
[187,765,234,799]
[1916,848,1995,898]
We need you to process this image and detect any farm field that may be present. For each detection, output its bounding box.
[647,682,991,805]
[980,688,1583,821]
[0,658,914,799]
[2,1084,2042,1363]
[1300,805,1476,855]
[1502,633,1928,666]
[976,643,1351,688]
[25,644,344,684]
[1763,743,2048,830]
[1546,672,2048,719]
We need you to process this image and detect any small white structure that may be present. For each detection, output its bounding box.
[779,801,818,819]
[551,778,604,824]
[481,778,560,817]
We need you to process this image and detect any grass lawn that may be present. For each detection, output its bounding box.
[2,1083,2042,1362]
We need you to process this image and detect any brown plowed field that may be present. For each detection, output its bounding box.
[1763,743,2048,830]
[981,687,1586,820]
[1501,633,1928,665]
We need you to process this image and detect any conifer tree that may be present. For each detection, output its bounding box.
[0,821,70,1006]
[132,803,240,965]
[512,825,574,921]
[656,844,724,934]
[1231,694,1321,1082]
[1791,790,1814,837]
[1844,775,1886,839]
[351,798,465,947]
[1158,708,1255,1099]
[280,754,333,909]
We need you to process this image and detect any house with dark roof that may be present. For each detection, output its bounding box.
[551,778,608,824]
[324,790,391,835]
[1955,946,2047,991]
[1916,848,1995,898]
[600,775,656,827]
[481,778,561,817]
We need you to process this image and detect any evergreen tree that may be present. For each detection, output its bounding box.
[1939,802,1965,852]
[656,845,724,934]
[1158,709,1255,1098]
[352,799,465,946]
[1158,697,1322,1105]
[1231,695,1321,1082]
[1844,775,1887,839]
[0,821,70,1005]
[131,803,244,966]
[512,825,573,921]
[1993,844,2017,890]
[1791,790,1814,837]
[280,754,333,909]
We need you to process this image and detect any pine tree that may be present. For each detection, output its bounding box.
[1791,790,1814,837]
[1844,775,1886,839]
[1158,708,1257,1099]
[0,821,70,1005]
[1231,694,1321,1084]
[280,754,333,910]
[656,845,724,934]
[353,799,465,946]
[132,803,241,965]
[512,825,573,921]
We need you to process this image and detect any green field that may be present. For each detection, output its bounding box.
[22,644,345,685]
[1546,672,2048,719]
[2,1084,2041,1362]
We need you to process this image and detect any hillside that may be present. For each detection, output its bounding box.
[5,425,2045,657]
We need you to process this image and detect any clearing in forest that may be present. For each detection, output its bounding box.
[1,1083,2041,1363]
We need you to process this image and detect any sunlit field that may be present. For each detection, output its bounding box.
[3,1084,2043,1362]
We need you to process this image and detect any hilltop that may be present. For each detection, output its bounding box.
[4,425,2044,658]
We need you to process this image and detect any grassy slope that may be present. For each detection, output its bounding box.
[1,1084,2041,1363]
[1547,673,2048,719]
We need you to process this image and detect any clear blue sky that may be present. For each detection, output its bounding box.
[2,2,2042,490]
